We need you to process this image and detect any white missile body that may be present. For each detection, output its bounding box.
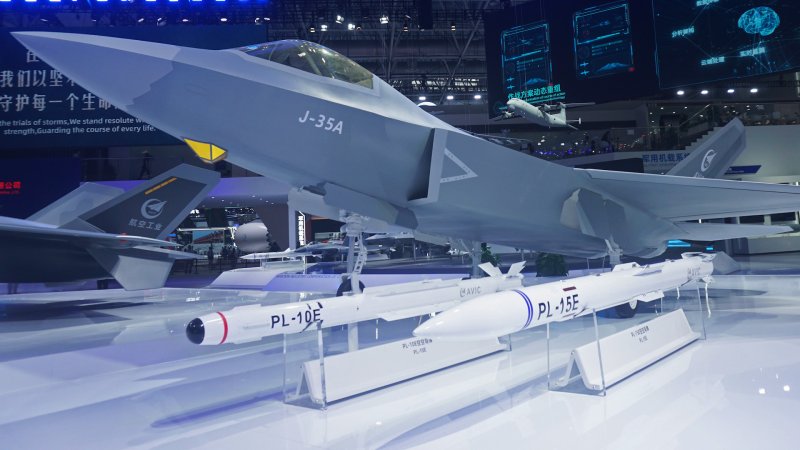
[413,253,714,341]
[186,262,525,345]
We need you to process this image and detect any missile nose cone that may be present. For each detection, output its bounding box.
[186,318,206,345]
[414,291,528,341]
[413,305,495,341]
[11,32,178,109]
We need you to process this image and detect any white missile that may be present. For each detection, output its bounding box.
[413,253,715,341]
[186,262,526,345]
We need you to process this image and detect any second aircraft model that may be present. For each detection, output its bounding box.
[12,32,800,261]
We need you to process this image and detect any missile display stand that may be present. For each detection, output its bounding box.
[546,279,710,396]
[282,315,509,409]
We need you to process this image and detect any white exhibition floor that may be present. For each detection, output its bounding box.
[1,271,799,449]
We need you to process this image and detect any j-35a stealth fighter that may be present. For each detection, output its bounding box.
[13,32,800,259]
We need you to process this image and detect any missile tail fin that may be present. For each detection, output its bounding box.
[479,263,503,278]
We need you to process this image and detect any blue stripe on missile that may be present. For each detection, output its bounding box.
[513,289,533,330]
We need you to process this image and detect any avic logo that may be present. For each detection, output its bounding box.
[141,198,167,219]
[700,149,717,173]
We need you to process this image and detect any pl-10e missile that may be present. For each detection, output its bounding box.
[186,262,525,345]
[413,253,715,341]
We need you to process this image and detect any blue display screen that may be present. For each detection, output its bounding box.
[573,1,634,79]
[500,21,565,105]
[653,0,800,87]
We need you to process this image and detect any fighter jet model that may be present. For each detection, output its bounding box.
[0,164,219,290]
[497,99,592,130]
[12,32,800,261]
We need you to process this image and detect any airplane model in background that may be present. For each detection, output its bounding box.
[13,32,800,264]
[0,164,219,290]
[497,99,593,130]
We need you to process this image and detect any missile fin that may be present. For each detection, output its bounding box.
[378,301,460,321]
[479,263,503,278]
[633,290,664,302]
[506,261,526,277]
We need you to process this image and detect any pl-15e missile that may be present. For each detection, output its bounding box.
[186,262,525,345]
[413,253,715,341]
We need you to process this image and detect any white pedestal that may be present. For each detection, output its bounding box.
[555,309,700,391]
[298,335,506,404]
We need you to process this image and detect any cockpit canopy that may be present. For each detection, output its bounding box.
[239,40,374,89]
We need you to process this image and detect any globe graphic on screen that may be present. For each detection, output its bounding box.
[738,6,780,37]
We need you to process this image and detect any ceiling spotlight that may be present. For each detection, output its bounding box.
[356,23,362,31]
[335,14,344,24]
[220,17,228,23]
[309,25,316,33]
[347,23,356,31]
[181,18,189,23]
[137,17,145,23]
[446,94,454,101]
[450,22,456,31]
[403,21,409,32]
[418,95,427,101]
[700,89,709,95]
[320,24,328,32]
[750,87,759,93]
[727,88,735,94]
[380,15,389,25]
[473,94,482,100]
[676,90,685,95]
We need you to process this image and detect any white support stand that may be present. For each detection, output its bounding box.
[296,335,506,405]
[551,309,700,393]
[548,282,708,394]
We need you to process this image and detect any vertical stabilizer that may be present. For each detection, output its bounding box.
[667,118,746,179]
[64,164,220,240]
[27,183,123,227]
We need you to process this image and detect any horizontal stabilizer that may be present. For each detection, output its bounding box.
[675,222,791,241]
[581,169,800,221]
[87,246,178,290]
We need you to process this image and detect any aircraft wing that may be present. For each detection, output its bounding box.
[468,132,535,151]
[491,113,520,121]
[0,217,177,249]
[581,169,800,221]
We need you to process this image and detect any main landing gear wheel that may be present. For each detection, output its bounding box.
[615,300,638,319]
[336,278,366,297]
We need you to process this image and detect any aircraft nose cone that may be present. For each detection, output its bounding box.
[185,318,206,345]
[11,32,178,110]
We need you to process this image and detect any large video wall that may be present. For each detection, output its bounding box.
[485,0,658,117]
[653,0,800,88]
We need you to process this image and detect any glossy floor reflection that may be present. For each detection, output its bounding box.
[0,273,799,449]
